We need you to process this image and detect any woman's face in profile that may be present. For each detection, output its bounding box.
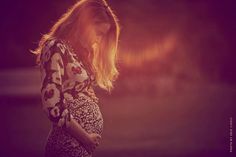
[93,22,111,44]
[80,21,111,51]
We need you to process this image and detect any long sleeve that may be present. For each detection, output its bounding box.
[40,39,71,128]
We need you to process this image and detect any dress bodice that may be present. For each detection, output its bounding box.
[39,37,99,127]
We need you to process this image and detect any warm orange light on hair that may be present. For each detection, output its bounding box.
[30,0,121,92]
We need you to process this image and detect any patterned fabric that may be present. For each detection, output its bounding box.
[40,37,103,157]
[44,96,103,157]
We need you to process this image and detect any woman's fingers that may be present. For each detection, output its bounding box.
[97,135,101,139]
[95,134,101,141]
[84,133,101,154]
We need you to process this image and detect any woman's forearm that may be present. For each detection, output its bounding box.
[65,117,90,144]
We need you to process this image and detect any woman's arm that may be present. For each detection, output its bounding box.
[40,39,100,153]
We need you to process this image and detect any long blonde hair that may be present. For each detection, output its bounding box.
[30,0,121,92]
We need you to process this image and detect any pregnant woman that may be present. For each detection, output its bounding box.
[31,0,120,156]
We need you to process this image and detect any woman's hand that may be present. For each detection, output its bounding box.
[64,118,101,154]
[82,132,101,154]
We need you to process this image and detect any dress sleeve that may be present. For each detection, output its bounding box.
[40,39,72,128]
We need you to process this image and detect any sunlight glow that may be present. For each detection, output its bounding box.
[120,33,178,68]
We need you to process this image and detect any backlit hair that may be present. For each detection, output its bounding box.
[30,0,121,92]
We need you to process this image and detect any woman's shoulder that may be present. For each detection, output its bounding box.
[43,37,67,55]
[40,37,68,64]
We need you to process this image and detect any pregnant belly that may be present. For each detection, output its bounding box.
[66,95,104,135]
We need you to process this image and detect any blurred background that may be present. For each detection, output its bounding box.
[0,0,235,157]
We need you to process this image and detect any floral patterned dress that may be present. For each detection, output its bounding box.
[39,37,104,157]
